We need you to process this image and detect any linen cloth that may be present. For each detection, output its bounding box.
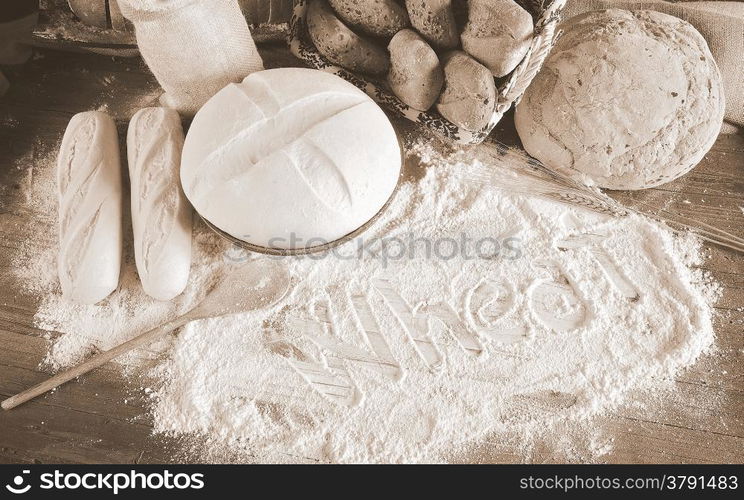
[118,0,265,115]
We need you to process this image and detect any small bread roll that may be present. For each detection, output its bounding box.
[307,0,389,75]
[328,0,410,37]
[405,0,459,50]
[127,108,192,301]
[388,29,443,111]
[57,111,123,304]
[461,0,533,77]
[436,51,496,132]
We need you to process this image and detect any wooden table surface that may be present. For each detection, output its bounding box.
[0,45,742,464]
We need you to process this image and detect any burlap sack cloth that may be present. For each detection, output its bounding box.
[565,0,744,129]
[117,0,264,115]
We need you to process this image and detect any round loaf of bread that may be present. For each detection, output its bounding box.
[181,68,401,251]
[515,9,725,190]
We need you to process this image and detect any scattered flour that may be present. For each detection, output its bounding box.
[10,137,719,463]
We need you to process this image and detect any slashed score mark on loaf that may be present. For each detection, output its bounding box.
[187,80,363,214]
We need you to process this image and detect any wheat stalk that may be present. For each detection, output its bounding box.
[468,140,744,253]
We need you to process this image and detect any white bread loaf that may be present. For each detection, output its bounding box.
[57,111,123,304]
[515,9,725,190]
[127,108,192,301]
[181,68,401,251]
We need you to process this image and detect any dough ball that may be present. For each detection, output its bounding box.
[515,9,725,190]
[388,29,444,111]
[181,68,401,251]
[461,0,533,77]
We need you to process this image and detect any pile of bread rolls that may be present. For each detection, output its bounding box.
[306,0,535,132]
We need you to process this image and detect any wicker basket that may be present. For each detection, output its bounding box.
[289,0,566,145]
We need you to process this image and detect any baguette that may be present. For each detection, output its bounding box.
[57,111,123,304]
[127,108,192,301]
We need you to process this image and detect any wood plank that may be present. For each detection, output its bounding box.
[0,45,741,464]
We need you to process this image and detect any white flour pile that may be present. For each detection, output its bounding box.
[10,138,718,463]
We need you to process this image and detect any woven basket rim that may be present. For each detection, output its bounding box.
[288,0,567,145]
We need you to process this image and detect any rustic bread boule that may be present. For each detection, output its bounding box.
[388,29,444,111]
[405,0,460,50]
[514,9,725,190]
[436,51,496,132]
[307,0,390,75]
[461,0,533,77]
[328,0,410,37]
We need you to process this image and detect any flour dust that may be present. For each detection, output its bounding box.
[10,138,719,463]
